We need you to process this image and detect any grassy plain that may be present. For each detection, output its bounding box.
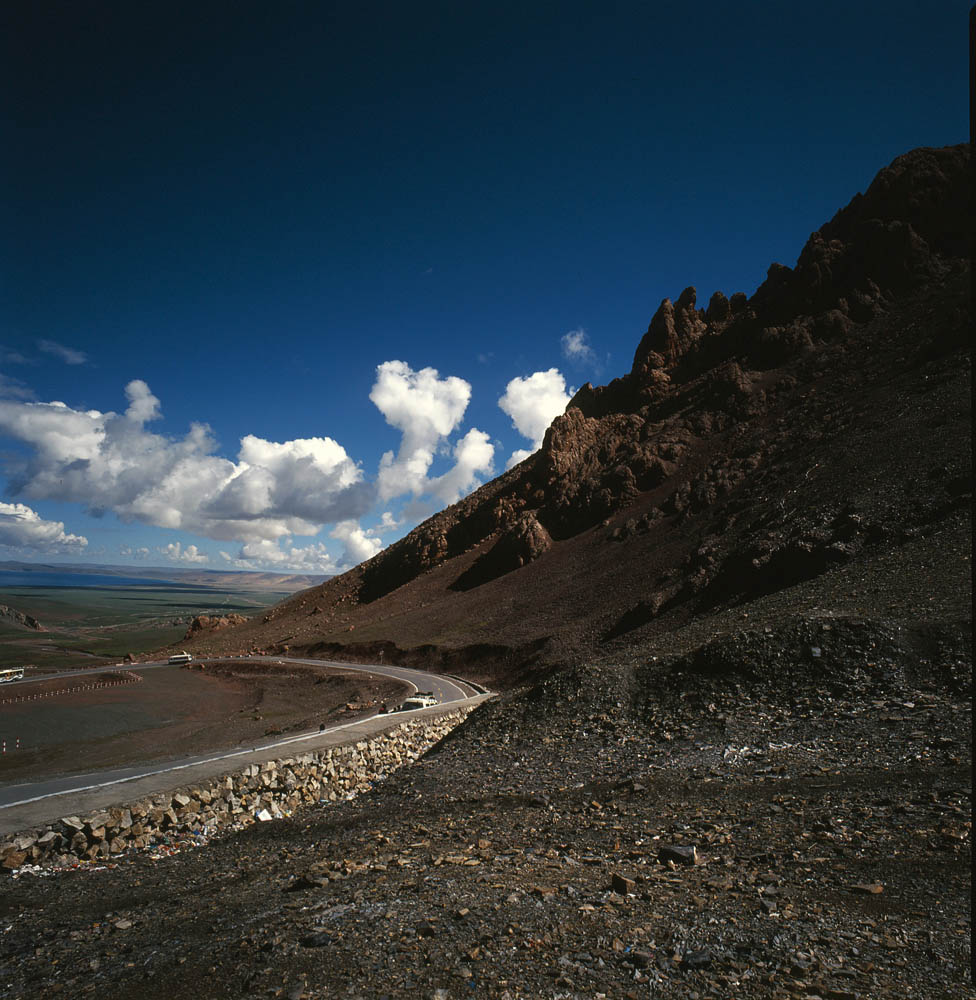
[0,585,288,673]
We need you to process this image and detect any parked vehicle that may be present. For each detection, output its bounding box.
[398,692,438,711]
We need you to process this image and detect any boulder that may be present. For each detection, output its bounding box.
[184,613,249,639]
[2,850,27,870]
[0,604,43,630]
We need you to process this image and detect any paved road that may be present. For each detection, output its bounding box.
[0,657,487,835]
[2,656,478,704]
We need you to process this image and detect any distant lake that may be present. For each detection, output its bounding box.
[0,571,199,589]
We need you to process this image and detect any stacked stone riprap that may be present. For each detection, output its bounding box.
[1,708,471,871]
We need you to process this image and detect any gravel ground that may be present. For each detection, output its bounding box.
[0,609,969,999]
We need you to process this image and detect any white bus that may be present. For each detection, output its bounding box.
[0,667,24,683]
[168,652,193,665]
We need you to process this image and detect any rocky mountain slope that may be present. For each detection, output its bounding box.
[186,144,971,685]
[3,144,970,1000]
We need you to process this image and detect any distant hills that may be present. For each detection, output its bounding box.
[0,561,327,593]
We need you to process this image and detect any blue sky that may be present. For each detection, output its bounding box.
[2,1,969,573]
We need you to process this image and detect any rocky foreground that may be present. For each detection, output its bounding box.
[1,601,971,999]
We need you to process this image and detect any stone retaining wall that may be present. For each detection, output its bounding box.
[1,708,470,872]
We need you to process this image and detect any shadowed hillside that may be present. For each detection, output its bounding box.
[182,144,970,685]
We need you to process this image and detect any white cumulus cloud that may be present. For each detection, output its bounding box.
[371,360,492,504]
[0,380,373,546]
[330,519,383,566]
[0,362,500,573]
[124,379,161,423]
[505,448,534,471]
[498,368,571,467]
[428,428,495,504]
[0,501,88,552]
[221,539,338,575]
[159,541,209,564]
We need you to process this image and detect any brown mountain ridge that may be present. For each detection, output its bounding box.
[185,143,970,685]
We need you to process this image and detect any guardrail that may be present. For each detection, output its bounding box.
[0,670,143,706]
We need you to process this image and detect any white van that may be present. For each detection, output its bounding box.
[168,651,193,665]
[399,692,438,711]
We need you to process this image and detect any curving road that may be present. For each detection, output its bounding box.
[1,655,480,704]
[0,656,488,835]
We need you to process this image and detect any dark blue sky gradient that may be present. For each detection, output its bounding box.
[3,0,969,568]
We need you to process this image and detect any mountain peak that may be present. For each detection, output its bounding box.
[184,143,971,681]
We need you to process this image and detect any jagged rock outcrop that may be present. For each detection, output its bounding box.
[749,144,968,329]
[350,147,969,602]
[0,604,43,630]
[821,143,970,257]
[632,285,711,374]
[184,614,249,638]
